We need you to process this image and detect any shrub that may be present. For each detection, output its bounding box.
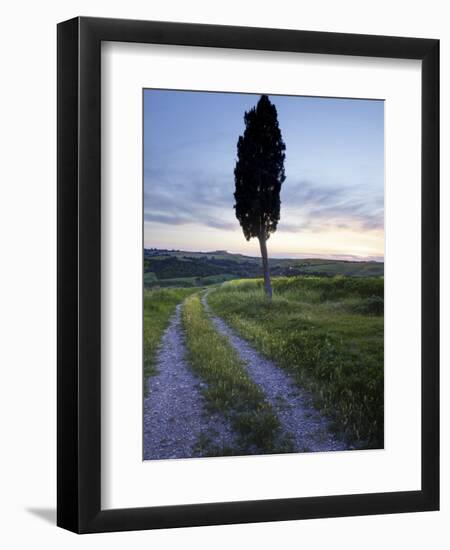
[353,295,384,315]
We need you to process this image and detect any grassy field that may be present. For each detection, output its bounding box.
[143,287,198,389]
[208,276,384,448]
[143,248,384,288]
[182,294,289,454]
[144,273,237,289]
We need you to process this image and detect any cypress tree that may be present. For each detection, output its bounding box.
[234,95,286,298]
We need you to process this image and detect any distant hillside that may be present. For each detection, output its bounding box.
[143,248,384,288]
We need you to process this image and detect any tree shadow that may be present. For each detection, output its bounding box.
[26,507,56,525]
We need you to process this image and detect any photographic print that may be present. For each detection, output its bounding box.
[57,18,439,532]
[143,89,384,460]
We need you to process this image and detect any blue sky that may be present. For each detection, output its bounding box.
[143,89,384,260]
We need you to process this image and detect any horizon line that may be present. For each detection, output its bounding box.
[144,246,384,263]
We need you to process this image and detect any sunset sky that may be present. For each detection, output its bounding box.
[143,89,384,261]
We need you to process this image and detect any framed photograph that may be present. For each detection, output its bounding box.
[57,16,439,533]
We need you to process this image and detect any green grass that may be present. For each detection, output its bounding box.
[197,273,237,285]
[145,276,198,288]
[208,276,384,448]
[182,294,289,454]
[285,260,384,277]
[144,273,237,289]
[143,287,199,392]
[143,271,158,285]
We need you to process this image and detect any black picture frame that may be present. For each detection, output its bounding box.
[57,16,439,533]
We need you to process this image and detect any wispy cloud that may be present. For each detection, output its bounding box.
[280,180,384,233]
[144,172,383,235]
[144,167,235,231]
[143,90,384,259]
[144,211,235,231]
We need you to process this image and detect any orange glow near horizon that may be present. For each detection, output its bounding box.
[144,222,384,261]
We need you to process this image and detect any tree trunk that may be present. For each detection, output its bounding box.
[258,235,272,299]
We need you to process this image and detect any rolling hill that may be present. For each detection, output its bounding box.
[143,248,384,288]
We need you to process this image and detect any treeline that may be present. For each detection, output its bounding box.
[144,256,261,280]
[143,249,384,283]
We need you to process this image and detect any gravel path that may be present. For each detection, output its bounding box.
[202,293,348,453]
[143,302,236,460]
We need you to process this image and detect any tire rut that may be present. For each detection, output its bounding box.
[143,301,236,460]
[202,292,348,453]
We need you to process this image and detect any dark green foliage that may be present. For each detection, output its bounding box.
[234,95,286,298]
[144,256,225,279]
[352,295,384,315]
[144,249,384,281]
[143,271,158,285]
[234,95,286,241]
